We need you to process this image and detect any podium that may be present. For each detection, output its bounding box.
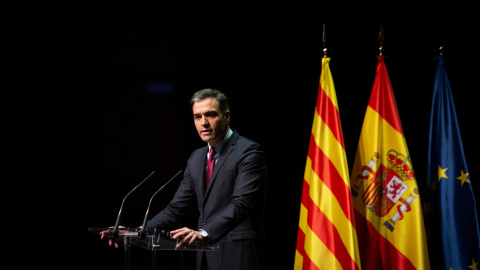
[89,227,219,270]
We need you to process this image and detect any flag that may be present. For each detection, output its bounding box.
[295,57,361,270]
[349,56,430,269]
[425,54,480,269]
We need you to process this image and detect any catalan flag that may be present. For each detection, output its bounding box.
[425,54,480,269]
[349,56,430,269]
[295,57,361,270]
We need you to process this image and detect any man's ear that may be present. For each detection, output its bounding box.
[224,110,231,125]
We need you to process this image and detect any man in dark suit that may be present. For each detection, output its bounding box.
[145,88,269,270]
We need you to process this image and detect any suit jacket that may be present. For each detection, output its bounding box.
[147,130,269,270]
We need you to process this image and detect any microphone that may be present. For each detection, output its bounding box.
[110,171,155,239]
[138,170,183,239]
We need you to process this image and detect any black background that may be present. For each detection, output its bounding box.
[27,4,478,270]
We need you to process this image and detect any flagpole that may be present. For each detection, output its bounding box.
[322,24,327,58]
[378,23,384,56]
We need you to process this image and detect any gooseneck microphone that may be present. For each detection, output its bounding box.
[110,171,155,239]
[138,170,183,239]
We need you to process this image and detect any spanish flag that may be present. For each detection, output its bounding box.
[295,57,361,270]
[350,56,430,269]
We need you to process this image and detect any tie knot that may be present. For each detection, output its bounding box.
[209,148,216,160]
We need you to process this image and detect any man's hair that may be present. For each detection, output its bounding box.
[190,88,230,115]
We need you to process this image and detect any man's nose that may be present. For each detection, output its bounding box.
[201,116,209,125]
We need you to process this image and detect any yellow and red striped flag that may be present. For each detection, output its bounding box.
[295,57,361,270]
[349,56,430,269]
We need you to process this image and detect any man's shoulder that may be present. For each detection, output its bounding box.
[231,130,258,145]
[235,134,264,153]
[236,134,259,145]
[189,145,208,159]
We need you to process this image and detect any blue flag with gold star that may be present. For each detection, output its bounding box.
[426,55,480,270]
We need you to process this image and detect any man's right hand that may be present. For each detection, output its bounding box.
[99,230,119,248]
[99,226,126,248]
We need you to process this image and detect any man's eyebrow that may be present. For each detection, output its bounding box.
[193,110,218,116]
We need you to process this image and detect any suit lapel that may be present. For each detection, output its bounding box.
[204,130,239,198]
[199,146,209,197]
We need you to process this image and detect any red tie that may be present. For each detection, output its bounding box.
[206,148,216,186]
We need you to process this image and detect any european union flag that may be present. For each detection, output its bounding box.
[426,55,480,269]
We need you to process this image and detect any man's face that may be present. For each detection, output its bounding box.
[192,97,230,147]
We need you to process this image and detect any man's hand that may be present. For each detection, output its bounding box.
[170,227,204,248]
[99,226,127,248]
[100,230,119,248]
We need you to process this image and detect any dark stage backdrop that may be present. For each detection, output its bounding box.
[32,5,478,270]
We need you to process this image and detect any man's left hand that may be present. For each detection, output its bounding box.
[170,227,204,248]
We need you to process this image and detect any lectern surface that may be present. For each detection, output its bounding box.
[88,227,219,251]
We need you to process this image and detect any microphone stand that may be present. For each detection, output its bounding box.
[137,170,182,270]
[138,170,183,239]
[110,171,155,240]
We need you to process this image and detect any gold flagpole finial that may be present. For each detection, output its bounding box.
[323,24,327,58]
[378,23,385,56]
[439,46,443,55]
